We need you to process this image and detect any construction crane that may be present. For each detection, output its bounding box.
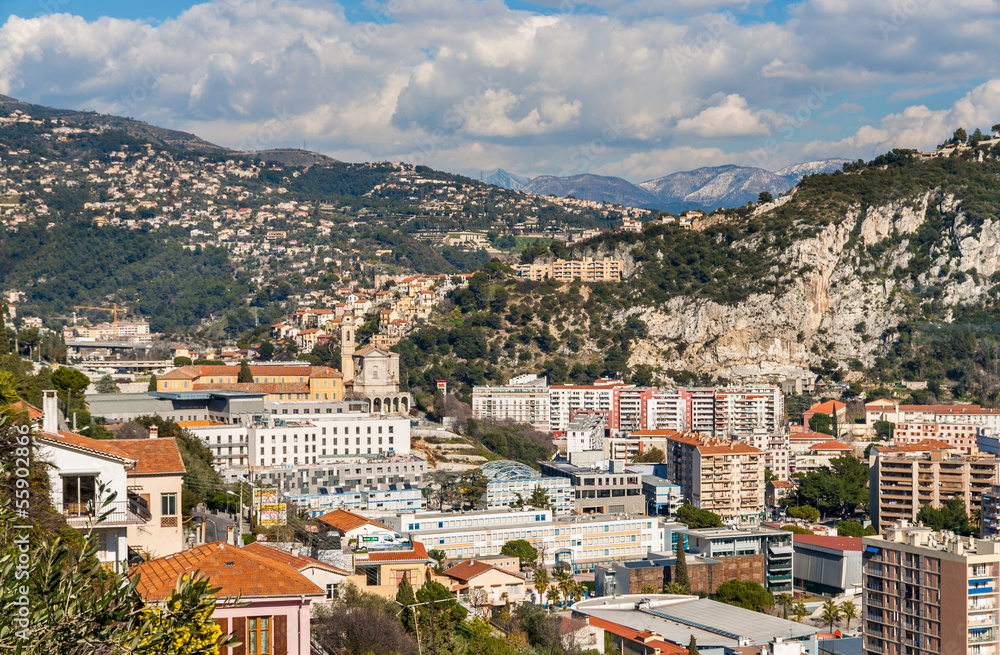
[73,303,122,339]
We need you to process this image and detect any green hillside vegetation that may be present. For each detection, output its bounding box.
[392,140,1000,404]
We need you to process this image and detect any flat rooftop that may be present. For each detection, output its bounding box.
[679,526,789,538]
[573,595,816,648]
[641,475,681,488]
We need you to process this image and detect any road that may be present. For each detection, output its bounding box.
[193,510,237,545]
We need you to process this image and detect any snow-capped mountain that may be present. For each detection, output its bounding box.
[776,158,852,181]
[482,168,532,191]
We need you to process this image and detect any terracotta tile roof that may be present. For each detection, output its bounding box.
[585,616,688,655]
[9,401,43,421]
[354,345,390,357]
[789,430,832,441]
[318,508,390,533]
[808,440,852,451]
[242,542,350,575]
[876,439,956,453]
[770,480,796,488]
[192,382,310,394]
[357,541,431,563]
[37,430,134,463]
[865,398,896,408]
[666,433,762,456]
[131,541,324,600]
[629,430,683,437]
[113,438,186,476]
[807,400,846,414]
[161,364,341,381]
[793,533,863,552]
[443,559,496,582]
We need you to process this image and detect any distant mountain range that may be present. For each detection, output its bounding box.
[490,159,851,212]
[481,168,531,191]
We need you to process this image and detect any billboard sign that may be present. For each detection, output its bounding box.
[258,503,287,526]
[253,487,279,506]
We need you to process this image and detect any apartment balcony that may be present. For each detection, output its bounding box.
[970,629,998,644]
[62,494,150,528]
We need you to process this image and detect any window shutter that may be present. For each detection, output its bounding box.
[233,617,247,655]
[273,614,288,655]
[215,618,229,655]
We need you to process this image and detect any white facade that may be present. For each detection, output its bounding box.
[36,436,140,571]
[484,477,574,515]
[715,386,784,435]
[472,375,550,430]
[383,508,664,571]
[549,385,619,433]
[286,485,424,518]
[566,414,605,455]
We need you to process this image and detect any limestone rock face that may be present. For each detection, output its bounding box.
[617,190,997,381]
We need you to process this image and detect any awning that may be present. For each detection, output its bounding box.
[769,545,794,555]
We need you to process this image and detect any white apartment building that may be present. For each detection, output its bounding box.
[566,414,606,458]
[865,400,1000,430]
[472,374,550,430]
[714,386,784,435]
[745,428,792,481]
[185,413,411,469]
[550,382,623,433]
[646,388,717,434]
[382,508,664,572]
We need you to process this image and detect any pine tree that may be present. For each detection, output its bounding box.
[687,635,699,655]
[396,576,417,632]
[238,360,253,383]
[674,540,690,593]
[148,373,157,392]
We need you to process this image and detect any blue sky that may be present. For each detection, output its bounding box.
[1,0,996,181]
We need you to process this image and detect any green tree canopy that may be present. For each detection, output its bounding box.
[794,455,869,518]
[528,485,550,509]
[675,504,724,529]
[95,374,118,394]
[808,412,833,435]
[633,447,665,463]
[916,497,975,536]
[836,520,876,537]
[714,580,773,612]
[238,359,253,383]
[500,539,538,566]
[51,366,89,394]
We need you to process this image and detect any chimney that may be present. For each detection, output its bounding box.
[42,390,59,433]
[149,425,159,439]
[290,546,299,558]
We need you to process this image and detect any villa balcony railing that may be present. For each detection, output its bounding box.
[62,494,150,527]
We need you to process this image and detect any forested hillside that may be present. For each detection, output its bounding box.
[394,142,1000,406]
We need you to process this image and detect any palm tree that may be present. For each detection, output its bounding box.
[554,564,574,605]
[776,593,794,620]
[533,568,550,606]
[839,601,858,632]
[821,599,842,633]
[546,587,561,609]
[663,582,689,594]
[792,602,808,623]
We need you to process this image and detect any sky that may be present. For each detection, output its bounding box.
[2,0,1000,182]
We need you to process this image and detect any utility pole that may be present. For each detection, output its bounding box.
[237,481,243,544]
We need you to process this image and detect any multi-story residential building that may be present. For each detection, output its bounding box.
[249,414,411,468]
[646,388,716,434]
[862,524,1000,655]
[665,433,765,524]
[865,399,1000,431]
[246,454,427,495]
[479,460,574,515]
[714,386,784,435]
[472,374,550,430]
[516,257,623,282]
[869,441,1000,531]
[539,459,645,515]
[384,508,664,572]
[606,429,677,462]
[566,413,606,465]
[792,440,852,475]
[792,534,862,597]
[745,428,791,481]
[679,526,794,593]
[285,483,424,517]
[549,381,625,434]
[613,387,657,435]
[982,485,1000,538]
[894,422,982,454]
[114,428,187,558]
[157,364,346,403]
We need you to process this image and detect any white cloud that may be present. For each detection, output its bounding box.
[2,0,1000,180]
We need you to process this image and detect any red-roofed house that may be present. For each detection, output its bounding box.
[318,508,391,546]
[347,541,435,599]
[157,364,343,402]
[442,559,530,611]
[35,392,150,571]
[131,541,323,655]
[114,432,187,557]
[586,615,683,655]
[802,400,847,432]
[243,542,351,602]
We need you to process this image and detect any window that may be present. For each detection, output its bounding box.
[248,616,271,654]
[62,475,96,514]
[161,493,177,516]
